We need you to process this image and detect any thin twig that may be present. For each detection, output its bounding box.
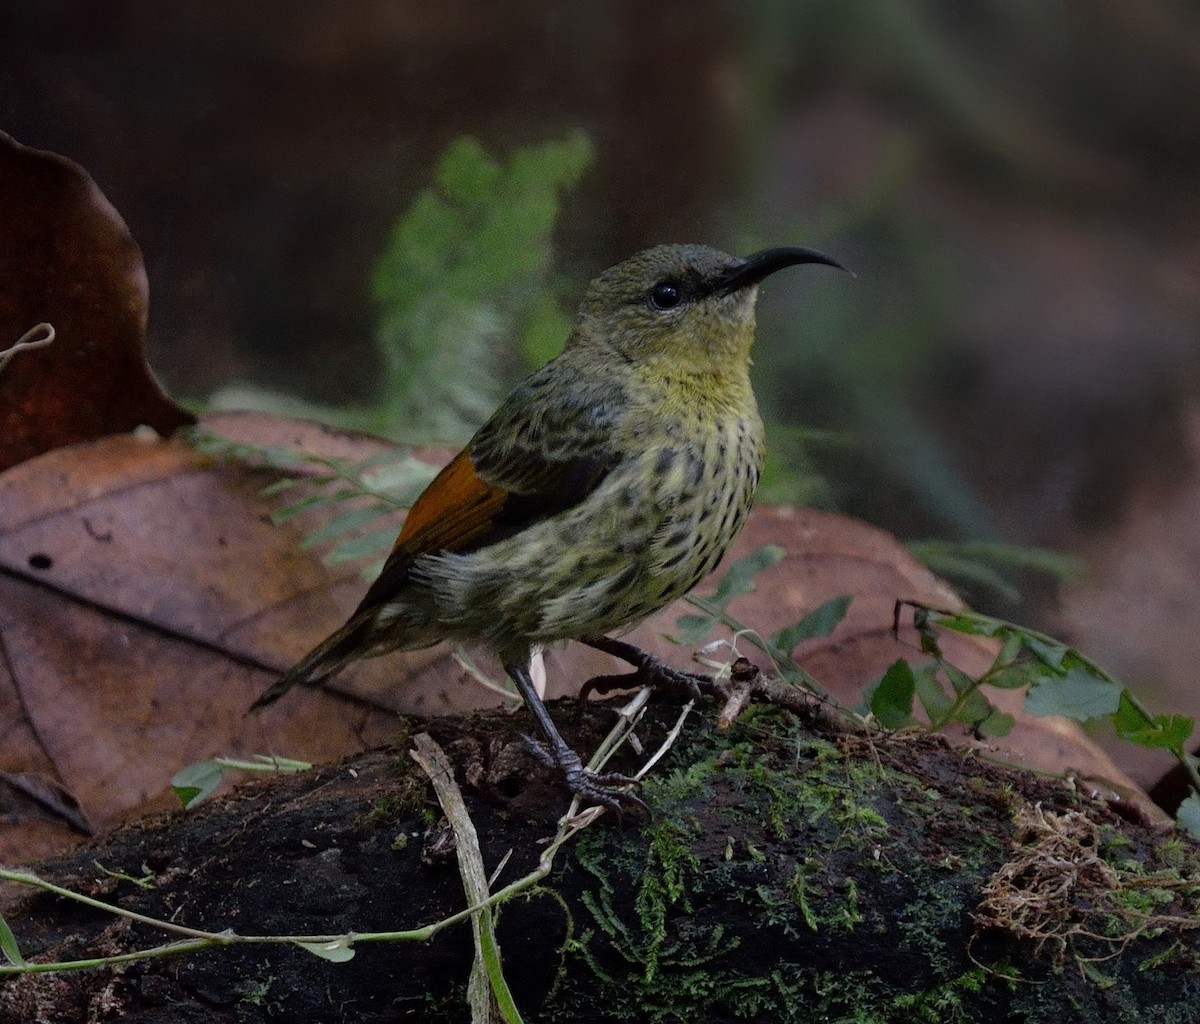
[635,700,694,780]
[683,593,831,698]
[0,323,55,375]
[412,733,521,1024]
[451,645,522,703]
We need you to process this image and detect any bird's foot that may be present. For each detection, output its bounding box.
[520,735,648,815]
[581,652,729,703]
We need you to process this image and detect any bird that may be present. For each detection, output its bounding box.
[252,242,845,810]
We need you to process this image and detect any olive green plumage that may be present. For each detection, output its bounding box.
[403,248,768,662]
[256,242,844,808]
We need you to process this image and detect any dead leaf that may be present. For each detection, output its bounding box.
[0,414,525,862]
[0,431,364,860]
[0,770,92,835]
[0,130,193,472]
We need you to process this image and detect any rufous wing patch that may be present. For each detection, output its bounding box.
[391,447,510,559]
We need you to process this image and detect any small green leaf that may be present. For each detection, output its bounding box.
[259,477,303,497]
[1177,792,1200,841]
[923,609,1005,638]
[210,755,312,774]
[437,137,500,202]
[707,544,786,607]
[994,633,1024,667]
[360,458,437,497]
[355,447,417,471]
[905,607,945,657]
[1025,667,1122,721]
[941,661,978,697]
[671,613,719,646]
[1111,691,1153,734]
[170,760,225,809]
[916,628,943,658]
[271,491,352,524]
[674,545,785,646]
[914,664,954,721]
[251,754,313,771]
[293,937,356,963]
[300,505,394,548]
[0,910,25,966]
[258,444,322,470]
[982,663,1044,691]
[1112,693,1193,753]
[1078,959,1118,990]
[951,688,994,728]
[868,660,917,730]
[770,595,851,652]
[975,709,1016,737]
[1024,636,1070,671]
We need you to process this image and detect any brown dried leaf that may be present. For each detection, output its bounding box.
[0,426,404,861]
[0,770,92,835]
[0,131,193,472]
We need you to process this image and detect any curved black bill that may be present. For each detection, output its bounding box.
[715,246,849,295]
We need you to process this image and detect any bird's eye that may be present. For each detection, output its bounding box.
[650,281,683,310]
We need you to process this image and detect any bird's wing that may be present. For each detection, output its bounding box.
[354,370,624,614]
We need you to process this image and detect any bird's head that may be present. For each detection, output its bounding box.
[571,243,846,367]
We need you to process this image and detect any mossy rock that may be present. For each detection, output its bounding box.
[1,697,1197,1023]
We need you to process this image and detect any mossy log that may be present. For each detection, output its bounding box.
[1,695,1197,1023]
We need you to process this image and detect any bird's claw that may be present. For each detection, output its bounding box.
[581,659,728,703]
[649,663,729,702]
[519,734,648,815]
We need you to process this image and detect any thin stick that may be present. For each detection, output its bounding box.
[0,323,55,374]
[412,734,523,1024]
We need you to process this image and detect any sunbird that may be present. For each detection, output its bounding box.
[253,243,845,810]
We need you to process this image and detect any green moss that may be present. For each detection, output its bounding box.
[633,819,703,980]
[1156,836,1191,870]
[540,705,1200,1022]
[553,711,916,1019]
[889,969,988,1022]
[552,962,1012,1024]
[360,774,426,829]
[234,970,281,1019]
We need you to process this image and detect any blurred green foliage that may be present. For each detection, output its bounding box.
[204,132,592,445]
[371,132,593,441]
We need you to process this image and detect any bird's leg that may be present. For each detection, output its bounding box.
[580,636,730,702]
[505,661,647,814]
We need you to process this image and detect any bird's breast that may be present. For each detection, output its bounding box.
[406,411,763,652]
[644,411,764,597]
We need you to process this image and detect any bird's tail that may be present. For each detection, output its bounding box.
[249,612,375,711]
